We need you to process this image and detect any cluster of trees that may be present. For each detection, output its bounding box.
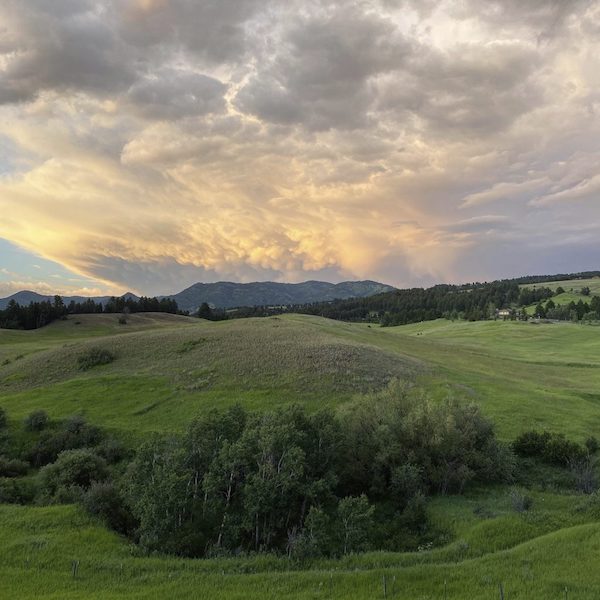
[0,385,513,558]
[255,282,524,326]
[535,296,600,321]
[2,392,599,559]
[518,287,554,307]
[0,408,125,505]
[0,295,180,330]
[123,384,513,557]
[197,302,283,321]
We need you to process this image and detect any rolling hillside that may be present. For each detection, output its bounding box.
[2,313,600,598]
[1,313,600,439]
[0,313,415,432]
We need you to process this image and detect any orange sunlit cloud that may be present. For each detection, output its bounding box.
[1,1,599,295]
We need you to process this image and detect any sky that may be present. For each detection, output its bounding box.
[0,0,599,297]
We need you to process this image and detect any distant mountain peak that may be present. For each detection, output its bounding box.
[167,280,396,312]
[0,280,395,312]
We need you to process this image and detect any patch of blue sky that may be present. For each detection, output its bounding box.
[0,238,96,286]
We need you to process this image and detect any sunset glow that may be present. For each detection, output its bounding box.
[1,1,599,295]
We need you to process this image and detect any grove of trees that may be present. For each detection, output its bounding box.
[0,295,180,330]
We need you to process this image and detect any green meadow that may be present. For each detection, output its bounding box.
[2,312,600,598]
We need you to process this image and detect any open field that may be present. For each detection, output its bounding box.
[0,313,415,435]
[3,313,600,439]
[2,313,600,598]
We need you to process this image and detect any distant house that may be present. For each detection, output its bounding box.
[497,308,512,319]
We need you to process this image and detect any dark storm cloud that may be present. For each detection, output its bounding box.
[0,0,599,294]
[114,0,266,64]
[0,1,136,104]
[377,40,543,136]
[236,5,413,131]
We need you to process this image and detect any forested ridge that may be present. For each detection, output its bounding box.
[0,295,180,330]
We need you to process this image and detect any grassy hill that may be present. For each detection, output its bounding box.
[0,313,415,434]
[2,313,600,598]
[2,314,600,439]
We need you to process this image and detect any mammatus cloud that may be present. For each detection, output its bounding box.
[0,0,599,295]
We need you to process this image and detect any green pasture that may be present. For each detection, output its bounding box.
[2,312,600,598]
[2,313,600,441]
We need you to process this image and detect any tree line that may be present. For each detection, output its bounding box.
[0,295,180,330]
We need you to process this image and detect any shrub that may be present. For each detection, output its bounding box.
[513,430,586,466]
[27,415,103,467]
[40,449,108,499]
[0,407,7,429]
[77,348,115,371]
[0,477,36,504]
[83,481,137,535]
[570,457,598,494]
[509,488,533,513]
[0,456,29,477]
[96,437,128,464]
[24,410,49,432]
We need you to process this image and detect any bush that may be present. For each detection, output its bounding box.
[0,456,29,477]
[83,481,137,535]
[77,348,115,371]
[27,415,103,467]
[513,430,586,466]
[570,457,598,494]
[24,410,49,432]
[40,449,108,500]
[0,477,36,504]
[96,437,128,464]
[0,407,7,429]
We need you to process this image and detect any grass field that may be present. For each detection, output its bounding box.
[2,312,600,598]
[0,314,415,435]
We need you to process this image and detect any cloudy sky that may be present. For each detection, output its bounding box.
[1,0,599,297]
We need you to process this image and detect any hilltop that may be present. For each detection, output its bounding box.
[0,312,415,432]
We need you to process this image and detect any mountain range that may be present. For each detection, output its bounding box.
[0,280,395,313]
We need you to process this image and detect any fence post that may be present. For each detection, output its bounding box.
[72,560,80,579]
[564,587,568,600]
[498,582,504,600]
[444,578,447,600]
